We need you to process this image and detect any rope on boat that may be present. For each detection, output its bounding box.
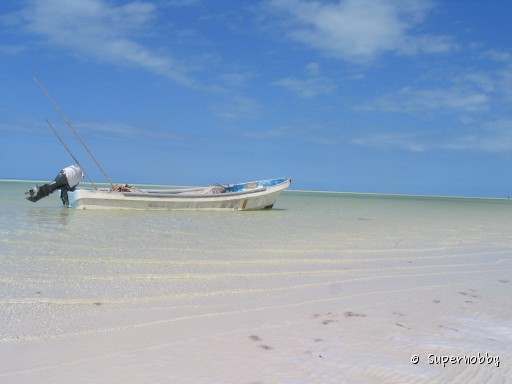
[109,183,227,194]
[187,184,227,195]
[110,184,142,192]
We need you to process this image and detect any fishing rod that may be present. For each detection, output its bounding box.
[33,77,115,190]
[45,118,97,190]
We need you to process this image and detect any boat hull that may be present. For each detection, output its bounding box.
[68,178,291,211]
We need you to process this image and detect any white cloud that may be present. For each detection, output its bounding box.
[20,0,193,85]
[269,0,455,62]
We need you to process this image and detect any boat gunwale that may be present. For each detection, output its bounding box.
[68,177,291,209]
[123,187,268,198]
[76,177,290,199]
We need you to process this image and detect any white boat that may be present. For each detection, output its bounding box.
[27,80,291,211]
[67,177,291,210]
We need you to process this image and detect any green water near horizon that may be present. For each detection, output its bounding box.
[2,177,511,201]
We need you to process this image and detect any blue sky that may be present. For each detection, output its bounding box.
[1,0,512,197]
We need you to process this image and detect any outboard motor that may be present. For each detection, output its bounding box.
[26,165,84,205]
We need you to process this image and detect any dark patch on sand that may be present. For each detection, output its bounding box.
[311,311,336,318]
[458,291,480,299]
[344,311,366,318]
[311,312,340,325]
[250,335,273,350]
[439,325,458,332]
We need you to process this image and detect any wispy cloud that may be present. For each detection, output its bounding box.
[358,86,491,114]
[351,131,427,152]
[0,44,25,55]
[233,121,336,145]
[354,53,512,115]
[484,49,512,102]
[268,0,456,62]
[274,62,337,98]
[19,0,193,85]
[443,119,512,153]
[211,94,263,120]
[352,118,512,154]
[43,119,188,145]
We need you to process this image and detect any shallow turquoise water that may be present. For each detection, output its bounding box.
[1,180,512,342]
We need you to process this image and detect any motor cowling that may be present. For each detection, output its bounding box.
[26,165,84,205]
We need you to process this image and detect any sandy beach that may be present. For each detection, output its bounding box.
[2,269,510,383]
[1,182,511,383]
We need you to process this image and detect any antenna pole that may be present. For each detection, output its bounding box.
[33,77,115,189]
[45,118,98,190]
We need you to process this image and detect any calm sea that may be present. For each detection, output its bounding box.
[1,179,511,342]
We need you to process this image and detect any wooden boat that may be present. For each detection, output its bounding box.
[28,79,291,211]
[67,177,291,210]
